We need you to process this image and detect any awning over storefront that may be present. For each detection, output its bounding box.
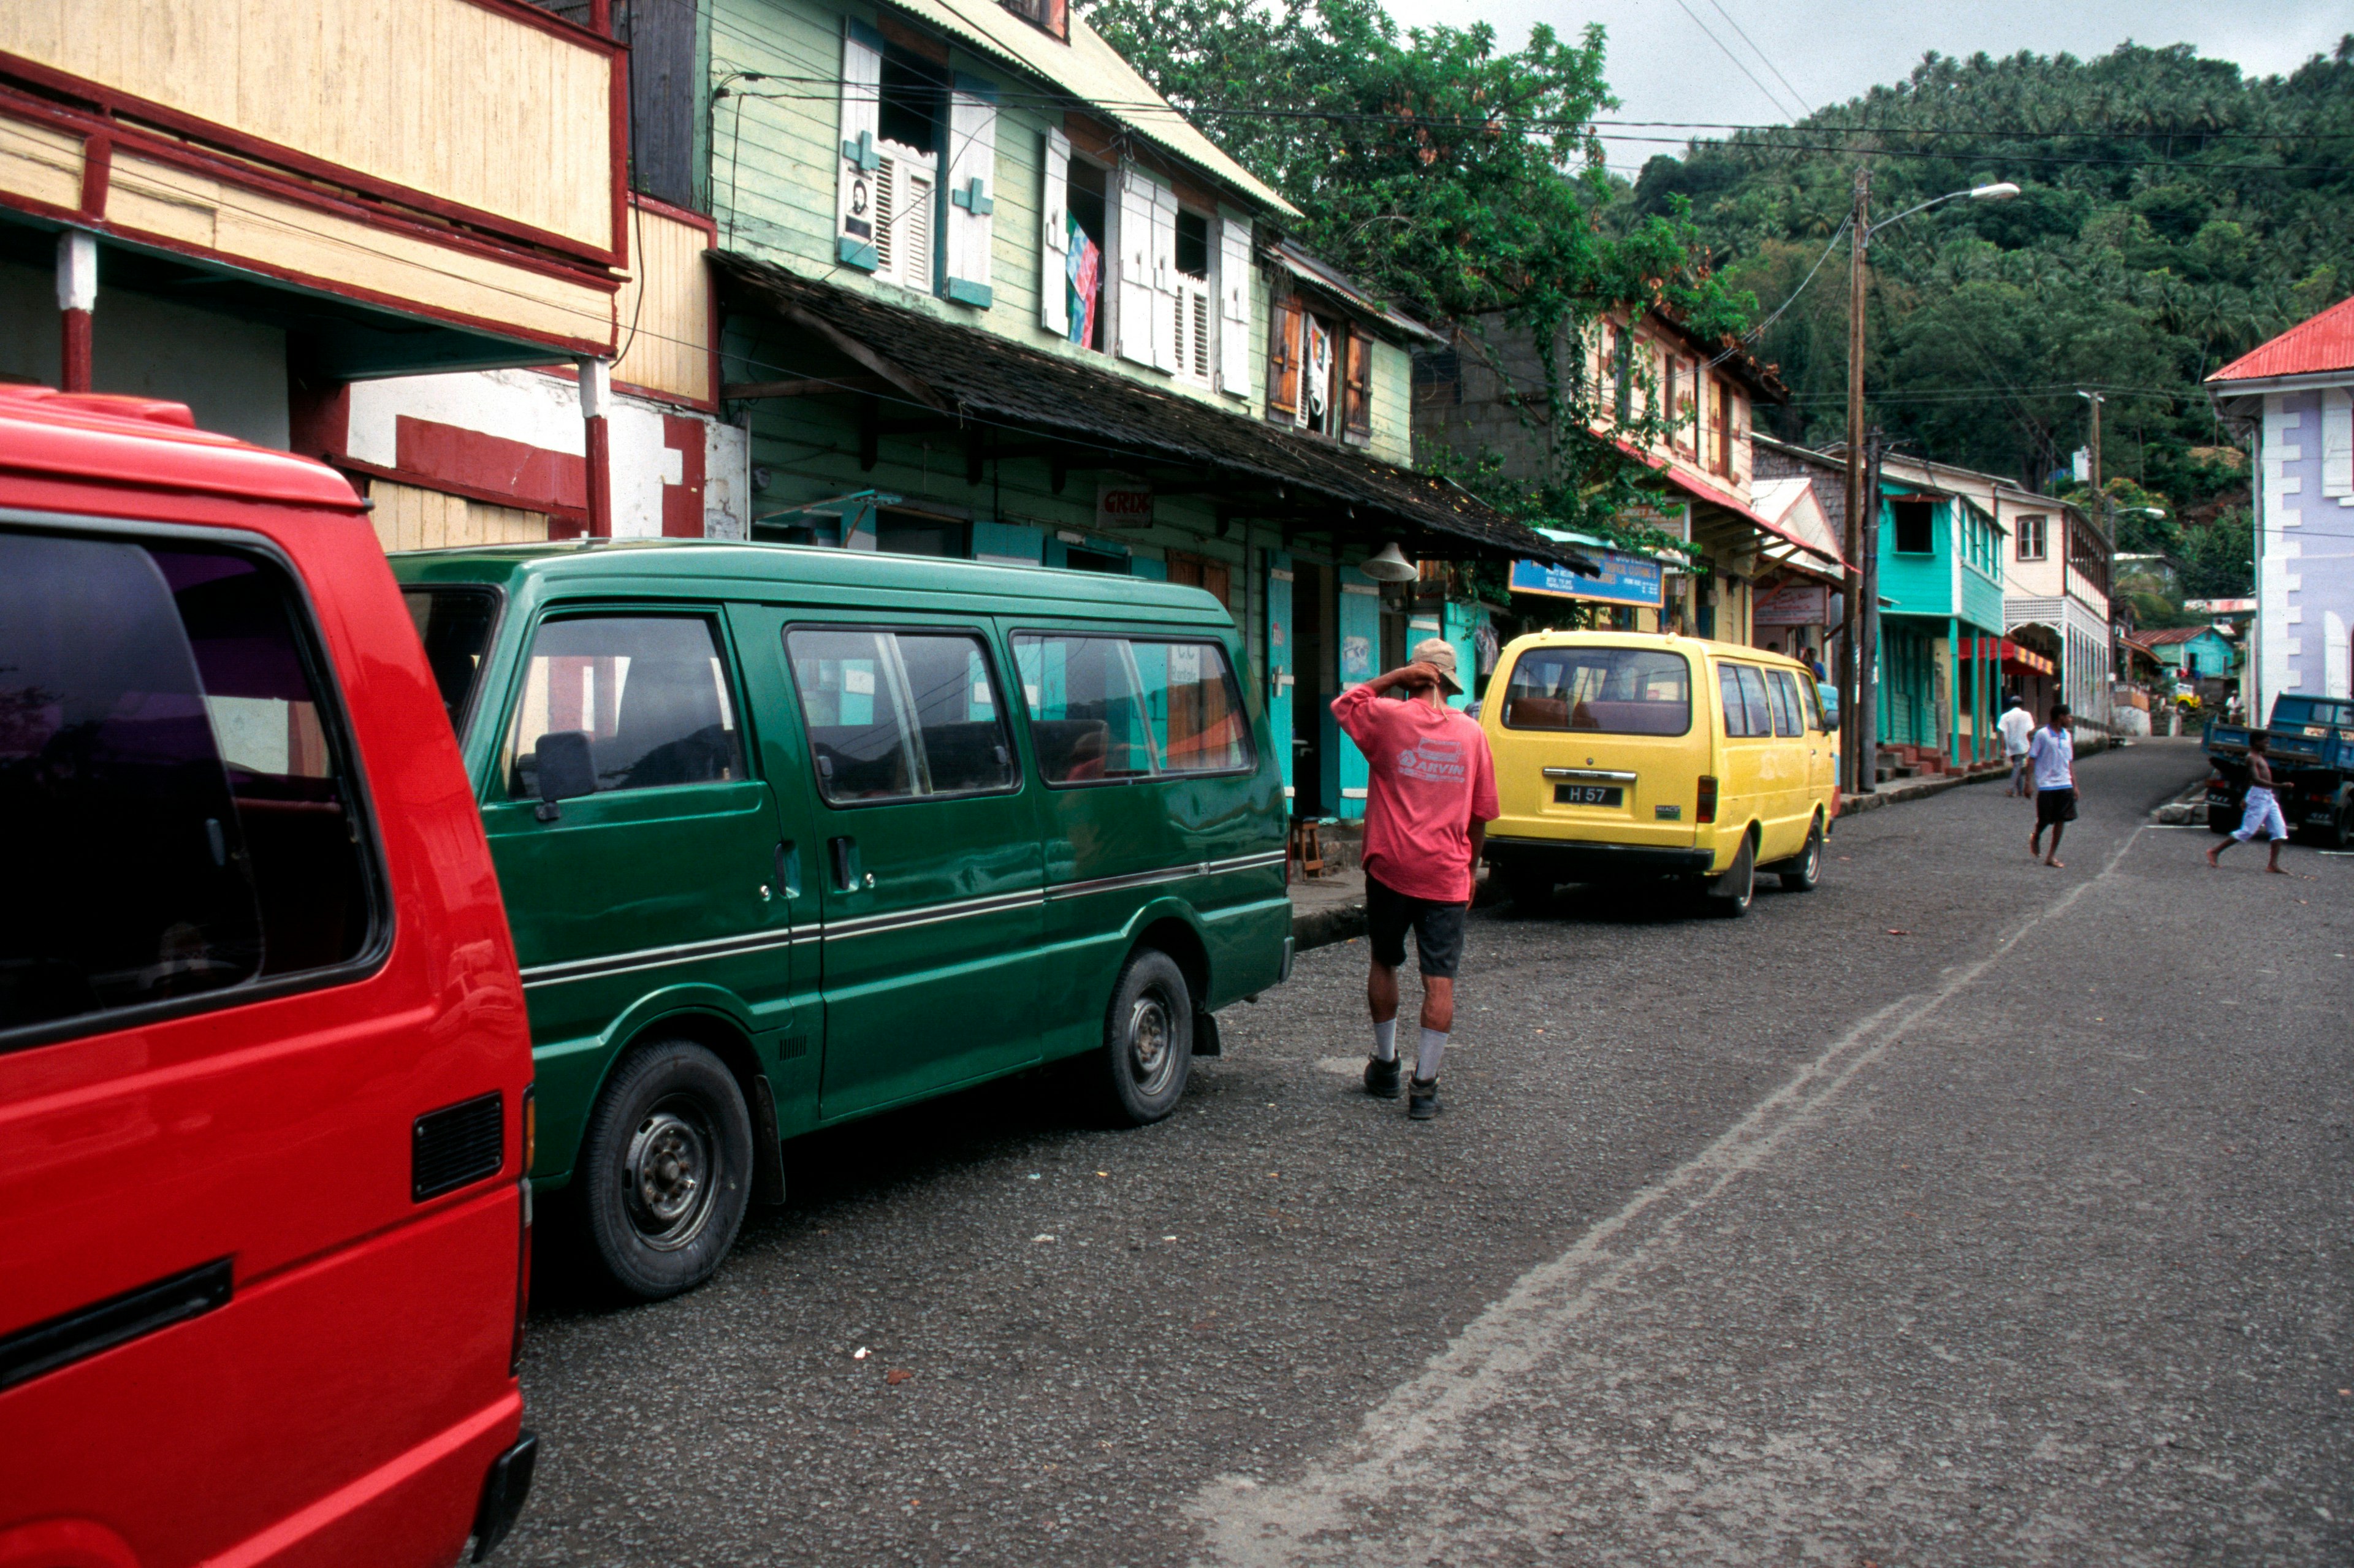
[711,251,1589,568]
[1962,636,2055,676]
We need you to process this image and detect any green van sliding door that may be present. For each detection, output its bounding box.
[776,618,1043,1119]
[479,609,791,1182]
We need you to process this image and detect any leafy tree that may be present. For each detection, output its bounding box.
[1080,0,1754,542]
[1626,38,2354,515]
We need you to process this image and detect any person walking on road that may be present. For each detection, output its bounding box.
[2207,731,2290,874]
[1998,693,2036,797]
[2027,703,2077,868]
[1330,638,1499,1122]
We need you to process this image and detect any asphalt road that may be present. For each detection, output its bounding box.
[508,737,2353,1567]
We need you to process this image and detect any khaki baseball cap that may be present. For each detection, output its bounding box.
[1412,636,1464,695]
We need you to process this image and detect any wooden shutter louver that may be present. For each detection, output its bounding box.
[1267,294,1303,417]
[1039,127,1070,335]
[834,21,886,272]
[1114,166,1157,366]
[1341,328,1372,441]
[1215,215,1252,399]
[942,75,997,308]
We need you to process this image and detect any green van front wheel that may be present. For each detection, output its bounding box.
[576,1038,755,1301]
[1099,948,1194,1126]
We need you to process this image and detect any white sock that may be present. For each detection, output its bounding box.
[1371,1019,1397,1062]
[1415,1027,1447,1083]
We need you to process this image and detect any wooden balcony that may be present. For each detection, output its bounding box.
[0,0,626,365]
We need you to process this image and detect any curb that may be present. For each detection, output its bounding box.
[1290,898,1368,955]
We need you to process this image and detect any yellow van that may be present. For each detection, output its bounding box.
[1477,631,1839,916]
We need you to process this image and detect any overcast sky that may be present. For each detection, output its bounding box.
[1370,0,2351,178]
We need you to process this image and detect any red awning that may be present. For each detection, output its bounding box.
[1961,636,2054,676]
[1612,439,1846,569]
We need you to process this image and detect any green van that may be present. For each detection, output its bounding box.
[392,541,1291,1299]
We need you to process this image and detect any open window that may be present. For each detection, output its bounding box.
[1890,499,1935,555]
[837,23,984,300]
[997,0,1068,40]
[1042,131,1108,352]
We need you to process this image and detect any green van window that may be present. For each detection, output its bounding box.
[1013,634,1251,783]
[786,628,1016,802]
[503,615,744,797]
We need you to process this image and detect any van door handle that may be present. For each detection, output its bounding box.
[829,836,855,892]
[775,841,802,899]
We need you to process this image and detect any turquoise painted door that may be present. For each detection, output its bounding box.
[1265,553,1294,803]
[1334,568,1381,820]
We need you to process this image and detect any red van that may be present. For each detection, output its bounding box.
[0,389,538,1567]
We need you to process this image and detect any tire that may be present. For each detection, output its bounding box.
[1780,820,1823,892]
[1502,863,1555,909]
[1098,947,1194,1127]
[1702,834,1756,919]
[576,1038,756,1302]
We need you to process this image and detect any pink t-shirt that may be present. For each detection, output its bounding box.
[1331,683,1499,904]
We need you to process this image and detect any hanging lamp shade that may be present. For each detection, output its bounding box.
[1361,541,1419,583]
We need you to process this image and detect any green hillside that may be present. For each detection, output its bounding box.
[1625,38,2353,590]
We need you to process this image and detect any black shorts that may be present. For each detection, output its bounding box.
[2035,788,2077,826]
[1365,872,1467,979]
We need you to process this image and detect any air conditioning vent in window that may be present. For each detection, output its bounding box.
[413,1090,503,1201]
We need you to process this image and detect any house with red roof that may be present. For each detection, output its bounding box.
[2207,294,2354,716]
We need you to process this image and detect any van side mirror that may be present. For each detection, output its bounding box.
[533,730,597,820]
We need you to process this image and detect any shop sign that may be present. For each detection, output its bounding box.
[1755,582,1830,626]
[1510,549,1663,608]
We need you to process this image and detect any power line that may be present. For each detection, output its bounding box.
[1702,0,1813,118]
[1670,0,1805,123]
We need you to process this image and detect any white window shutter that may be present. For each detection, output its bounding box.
[1113,167,1156,366]
[1039,128,1070,336]
[1216,215,1251,398]
[835,23,884,272]
[942,77,997,309]
[2324,387,2353,500]
[1149,185,1180,373]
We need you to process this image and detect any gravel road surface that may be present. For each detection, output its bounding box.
[508,736,2352,1566]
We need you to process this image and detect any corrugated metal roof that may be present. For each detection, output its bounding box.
[2209,293,2354,384]
[879,0,1295,216]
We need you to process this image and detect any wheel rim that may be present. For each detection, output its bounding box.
[623,1095,718,1252]
[1732,846,1754,907]
[1800,832,1820,881]
[1126,987,1178,1098]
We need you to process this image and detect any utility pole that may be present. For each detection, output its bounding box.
[1859,427,1883,791]
[1839,165,1871,792]
[2079,389,2108,726]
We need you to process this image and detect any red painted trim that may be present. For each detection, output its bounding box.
[60,308,91,392]
[77,131,109,214]
[611,378,719,416]
[288,378,351,463]
[661,414,705,538]
[631,192,717,235]
[584,416,612,539]
[331,454,590,529]
[0,44,627,267]
[606,10,630,283]
[394,415,588,514]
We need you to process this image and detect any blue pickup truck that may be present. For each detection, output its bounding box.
[2203,693,2354,847]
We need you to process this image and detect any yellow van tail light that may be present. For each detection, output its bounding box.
[1696,775,1718,824]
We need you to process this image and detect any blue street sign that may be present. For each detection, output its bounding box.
[1511,550,1663,608]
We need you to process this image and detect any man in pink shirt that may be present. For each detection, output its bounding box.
[1330,638,1500,1121]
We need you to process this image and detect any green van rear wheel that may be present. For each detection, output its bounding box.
[1099,948,1194,1126]
[577,1038,755,1301]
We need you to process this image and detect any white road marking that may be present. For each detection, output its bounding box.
[1191,826,2150,1566]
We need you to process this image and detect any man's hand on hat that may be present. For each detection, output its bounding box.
[1377,661,1446,695]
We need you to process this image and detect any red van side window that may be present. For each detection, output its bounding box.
[0,531,376,1040]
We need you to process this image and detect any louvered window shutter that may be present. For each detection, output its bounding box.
[1039,128,1070,336]
[1149,185,1180,373]
[1113,167,1157,366]
[1216,215,1251,399]
[1267,294,1303,416]
[942,77,997,308]
[2325,388,2353,500]
[835,22,885,272]
[1342,329,1373,441]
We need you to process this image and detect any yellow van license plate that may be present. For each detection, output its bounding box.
[1555,783,1623,806]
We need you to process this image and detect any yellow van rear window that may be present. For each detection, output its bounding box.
[1502,647,1691,736]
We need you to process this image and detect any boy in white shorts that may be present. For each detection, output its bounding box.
[2207,731,2290,874]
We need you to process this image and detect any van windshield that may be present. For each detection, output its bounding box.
[402,588,500,736]
[1501,647,1692,736]
[2272,696,2353,729]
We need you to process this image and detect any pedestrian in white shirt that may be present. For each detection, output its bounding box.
[2027,703,2076,867]
[1997,694,2036,797]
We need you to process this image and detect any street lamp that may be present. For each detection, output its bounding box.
[1838,177,2018,793]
